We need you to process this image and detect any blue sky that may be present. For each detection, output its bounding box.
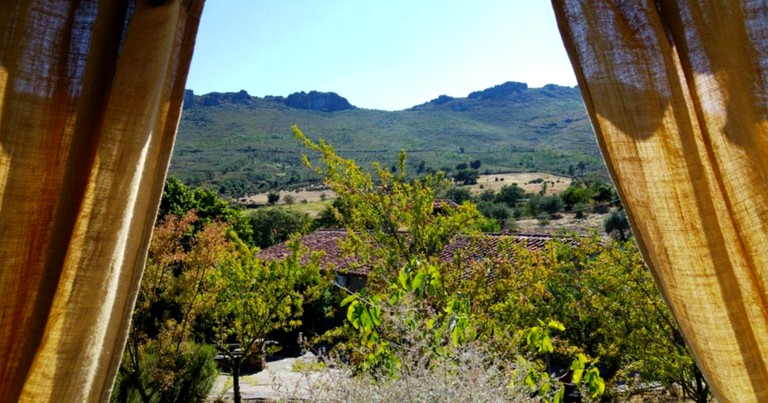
[186,1,576,111]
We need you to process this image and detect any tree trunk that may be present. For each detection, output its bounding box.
[233,356,242,403]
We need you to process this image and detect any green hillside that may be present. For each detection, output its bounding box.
[172,82,604,197]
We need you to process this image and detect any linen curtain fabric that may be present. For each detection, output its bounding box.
[552,1,768,401]
[0,0,203,401]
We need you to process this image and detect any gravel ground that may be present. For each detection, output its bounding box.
[206,353,338,402]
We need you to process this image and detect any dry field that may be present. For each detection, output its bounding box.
[468,172,572,195]
[513,211,608,236]
[239,188,336,206]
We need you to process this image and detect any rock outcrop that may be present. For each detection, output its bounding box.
[284,91,355,112]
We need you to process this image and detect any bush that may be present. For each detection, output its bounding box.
[540,194,564,215]
[573,202,589,218]
[111,342,218,403]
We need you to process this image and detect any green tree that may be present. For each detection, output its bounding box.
[561,185,591,209]
[249,208,310,248]
[460,235,707,401]
[113,212,228,403]
[294,124,489,288]
[477,201,514,231]
[267,191,280,205]
[292,126,702,401]
[470,159,482,170]
[540,194,564,215]
[442,186,472,204]
[454,169,478,185]
[158,176,253,245]
[604,209,630,241]
[210,237,325,403]
[495,184,526,207]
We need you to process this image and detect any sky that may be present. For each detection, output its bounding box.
[186,1,577,111]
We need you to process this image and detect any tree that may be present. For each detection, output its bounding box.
[249,208,311,248]
[158,176,253,245]
[589,181,615,203]
[292,126,704,401]
[267,191,280,205]
[604,209,631,240]
[113,212,228,403]
[470,159,482,170]
[455,162,468,170]
[460,235,707,401]
[294,125,489,287]
[477,201,514,230]
[561,185,591,209]
[540,194,564,215]
[454,169,478,185]
[495,184,526,207]
[577,161,587,176]
[442,186,472,204]
[416,160,426,174]
[210,238,324,403]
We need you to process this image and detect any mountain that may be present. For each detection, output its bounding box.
[172,82,604,197]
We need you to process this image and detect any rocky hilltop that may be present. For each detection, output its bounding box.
[183,89,355,112]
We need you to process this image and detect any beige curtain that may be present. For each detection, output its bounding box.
[552,1,768,401]
[0,0,203,401]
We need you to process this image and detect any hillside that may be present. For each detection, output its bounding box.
[172,81,604,197]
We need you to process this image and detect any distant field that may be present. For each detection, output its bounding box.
[240,189,335,204]
[239,171,571,212]
[467,172,572,195]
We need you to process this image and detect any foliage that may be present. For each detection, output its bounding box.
[159,176,253,245]
[248,207,311,248]
[453,168,479,185]
[517,320,605,402]
[292,129,705,401]
[294,125,491,288]
[441,186,472,204]
[495,183,526,207]
[460,234,707,401]
[210,237,324,357]
[111,343,217,403]
[476,201,515,231]
[561,185,591,208]
[539,194,564,215]
[113,212,229,403]
[116,185,329,403]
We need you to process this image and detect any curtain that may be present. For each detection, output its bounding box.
[552,1,768,401]
[0,0,203,401]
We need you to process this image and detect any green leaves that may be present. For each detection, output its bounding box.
[526,320,564,354]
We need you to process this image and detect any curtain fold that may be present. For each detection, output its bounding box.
[0,0,203,401]
[552,1,768,401]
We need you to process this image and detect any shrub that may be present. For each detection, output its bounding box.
[111,342,218,403]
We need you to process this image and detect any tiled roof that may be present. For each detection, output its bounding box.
[258,230,369,275]
[259,230,561,276]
